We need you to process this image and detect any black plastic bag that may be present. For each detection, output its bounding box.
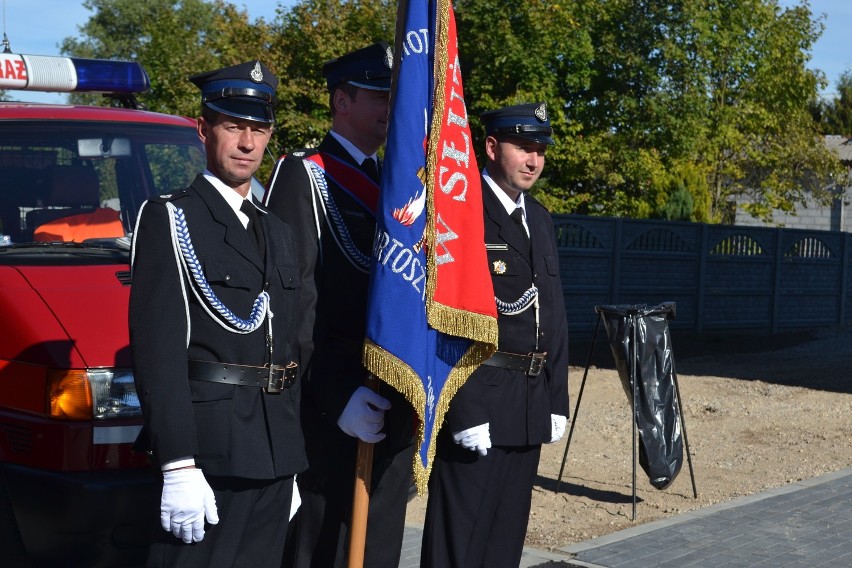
[598,303,683,490]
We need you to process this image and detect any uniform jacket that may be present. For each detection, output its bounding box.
[444,181,570,446]
[264,133,414,461]
[129,175,307,479]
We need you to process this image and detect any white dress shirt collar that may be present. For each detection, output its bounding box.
[329,130,378,167]
[203,170,253,228]
[482,168,526,216]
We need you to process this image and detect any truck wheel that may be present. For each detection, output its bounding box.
[0,472,31,567]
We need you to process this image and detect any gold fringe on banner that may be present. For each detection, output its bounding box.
[363,337,495,495]
[429,302,499,347]
[420,339,495,491]
[362,339,427,421]
[362,339,428,493]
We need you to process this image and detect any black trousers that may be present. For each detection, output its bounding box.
[147,475,294,568]
[283,439,414,568]
[420,431,542,568]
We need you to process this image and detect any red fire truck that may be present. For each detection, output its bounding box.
[0,53,206,566]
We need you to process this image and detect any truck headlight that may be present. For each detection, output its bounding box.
[47,368,142,420]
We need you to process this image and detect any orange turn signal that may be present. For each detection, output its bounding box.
[46,370,93,420]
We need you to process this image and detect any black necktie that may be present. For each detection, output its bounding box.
[510,207,529,247]
[361,157,379,183]
[240,199,265,259]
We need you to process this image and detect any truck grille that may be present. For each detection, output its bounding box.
[0,423,33,454]
[116,270,132,286]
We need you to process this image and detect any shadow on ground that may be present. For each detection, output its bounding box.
[534,474,639,505]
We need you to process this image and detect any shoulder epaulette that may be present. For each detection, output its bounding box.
[281,148,319,162]
[147,189,190,205]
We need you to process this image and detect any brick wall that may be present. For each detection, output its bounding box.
[735,195,851,233]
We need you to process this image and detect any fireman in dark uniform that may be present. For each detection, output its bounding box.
[420,102,570,568]
[263,43,415,568]
[129,60,306,568]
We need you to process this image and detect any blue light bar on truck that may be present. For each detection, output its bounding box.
[0,53,150,93]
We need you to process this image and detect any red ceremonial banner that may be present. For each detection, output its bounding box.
[429,10,495,321]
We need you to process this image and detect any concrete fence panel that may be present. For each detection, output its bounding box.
[554,214,852,336]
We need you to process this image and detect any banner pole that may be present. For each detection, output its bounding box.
[349,3,408,564]
[347,376,378,568]
[349,2,408,563]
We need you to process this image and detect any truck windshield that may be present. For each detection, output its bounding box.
[0,121,205,246]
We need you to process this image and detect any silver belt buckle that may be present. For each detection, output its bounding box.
[264,365,284,394]
[527,352,546,376]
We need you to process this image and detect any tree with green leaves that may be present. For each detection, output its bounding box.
[61,0,273,119]
[60,0,843,224]
[813,71,852,136]
[686,0,843,223]
[61,0,395,180]
[550,0,842,223]
[265,0,396,156]
[452,0,596,214]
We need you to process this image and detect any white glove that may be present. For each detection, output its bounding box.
[289,475,301,521]
[452,423,491,456]
[160,468,219,543]
[337,386,392,443]
[550,414,567,443]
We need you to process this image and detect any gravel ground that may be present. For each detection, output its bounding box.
[405,326,852,552]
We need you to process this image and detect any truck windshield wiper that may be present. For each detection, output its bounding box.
[0,237,131,252]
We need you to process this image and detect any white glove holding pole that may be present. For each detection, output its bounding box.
[160,468,219,543]
[452,423,491,456]
[550,414,567,443]
[337,385,392,443]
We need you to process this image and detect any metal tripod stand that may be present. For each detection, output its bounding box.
[555,304,698,520]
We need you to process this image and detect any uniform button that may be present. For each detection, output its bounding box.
[225,274,231,281]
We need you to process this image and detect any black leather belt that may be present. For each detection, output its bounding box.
[188,360,297,394]
[481,351,547,376]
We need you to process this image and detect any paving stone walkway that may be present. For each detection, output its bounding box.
[400,467,852,568]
